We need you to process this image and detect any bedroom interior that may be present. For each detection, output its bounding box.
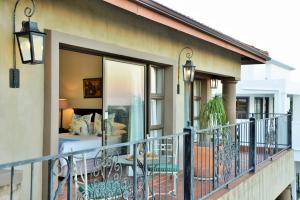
[57,48,153,176]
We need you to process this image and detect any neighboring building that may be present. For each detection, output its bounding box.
[236,59,295,119]
[0,1,294,200]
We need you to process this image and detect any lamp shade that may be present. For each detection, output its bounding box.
[15,21,46,64]
[59,99,69,109]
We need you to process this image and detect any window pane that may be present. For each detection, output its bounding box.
[150,67,163,94]
[104,59,145,145]
[193,119,200,129]
[193,80,201,96]
[149,129,163,154]
[236,98,249,119]
[193,100,201,117]
[151,99,163,126]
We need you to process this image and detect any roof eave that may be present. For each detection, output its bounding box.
[103,0,270,64]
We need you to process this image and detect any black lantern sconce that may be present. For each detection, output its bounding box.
[177,47,196,94]
[10,0,46,88]
[210,78,218,89]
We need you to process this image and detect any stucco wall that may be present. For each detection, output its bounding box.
[0,0,241,199]
[218,150,294,200]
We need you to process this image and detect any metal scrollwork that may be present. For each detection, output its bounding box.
[14,0,36,19]
[265,118,276,156]
[51,157,70,200]
[75,148,145,200]
[214,127,237,187]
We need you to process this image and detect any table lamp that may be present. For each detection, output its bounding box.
[59,98,69,133]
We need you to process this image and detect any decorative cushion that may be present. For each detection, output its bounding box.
[93,113,102,135]
[112,122,126,130]
[148,163,179,172]
[112,129,127,135]
[78,179,130,199]
[69,113,93,135]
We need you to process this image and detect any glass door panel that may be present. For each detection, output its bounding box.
[103,58,145,146]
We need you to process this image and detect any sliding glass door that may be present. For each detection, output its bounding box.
[103,58,145,146]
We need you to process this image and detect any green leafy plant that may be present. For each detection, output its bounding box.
[200,96,226,129]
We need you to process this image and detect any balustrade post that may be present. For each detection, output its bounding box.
[275,118,278,153]
[183,127,194,200]
[67,155,73,200]
[133,144,138,199]
[249,117,256,172]
[264,119,268,160]
[287,111,292,148]
[48,159,54,200]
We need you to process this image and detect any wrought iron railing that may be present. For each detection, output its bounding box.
[0,132,187,200]
[192,113,292,199]
[0,113,292,200]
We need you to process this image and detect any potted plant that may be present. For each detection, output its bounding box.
[194,95,227,179]
[199,95,226,129]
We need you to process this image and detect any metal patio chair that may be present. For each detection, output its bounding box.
[147,137,179,198]
[73,150,132,200]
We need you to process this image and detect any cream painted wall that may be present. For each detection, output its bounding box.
[59,49,102,128]
[218,150,294,200]
[0,0,242,199]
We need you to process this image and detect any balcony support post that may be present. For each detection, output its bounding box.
[249,117,256,172]
[183,127,194,200]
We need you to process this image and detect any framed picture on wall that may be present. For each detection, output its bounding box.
[83,78,102,98]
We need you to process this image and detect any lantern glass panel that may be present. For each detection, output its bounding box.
[190,66,195,82]
[183,65,191,82]
[18,35,31,62]
[32,34,44,62]
[211,79,218,88]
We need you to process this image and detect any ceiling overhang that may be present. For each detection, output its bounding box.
[103,0,270,64]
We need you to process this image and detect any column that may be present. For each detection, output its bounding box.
[222,80,238,124]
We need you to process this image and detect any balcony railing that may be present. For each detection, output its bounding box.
[0,113,292,200]
[193,113,291,199]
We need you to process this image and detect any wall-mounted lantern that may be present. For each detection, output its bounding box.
[177,47,196,94]
[15,21,46,64]
[210,78,218,89]
[182,59,196,83]
[10,0,46,88]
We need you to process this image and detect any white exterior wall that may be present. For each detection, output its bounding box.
[293,96,300,161]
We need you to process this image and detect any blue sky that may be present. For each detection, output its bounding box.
[155,0,299,77]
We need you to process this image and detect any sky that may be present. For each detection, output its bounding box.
[155,0,300,80]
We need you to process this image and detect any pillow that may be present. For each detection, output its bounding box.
[90,122,94,134]
[69,113,93,135]
[93,113,102,135]
[112,129,127,135]
[106,113,115,135]
[69,118,89,135]
[112,122,126,131]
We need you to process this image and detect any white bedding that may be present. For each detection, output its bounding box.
[58,133,102,167]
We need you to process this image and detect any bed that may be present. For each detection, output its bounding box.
[58,108,102,177]
[58,107,130,176]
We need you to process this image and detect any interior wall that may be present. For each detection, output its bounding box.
[59,49,102,128]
